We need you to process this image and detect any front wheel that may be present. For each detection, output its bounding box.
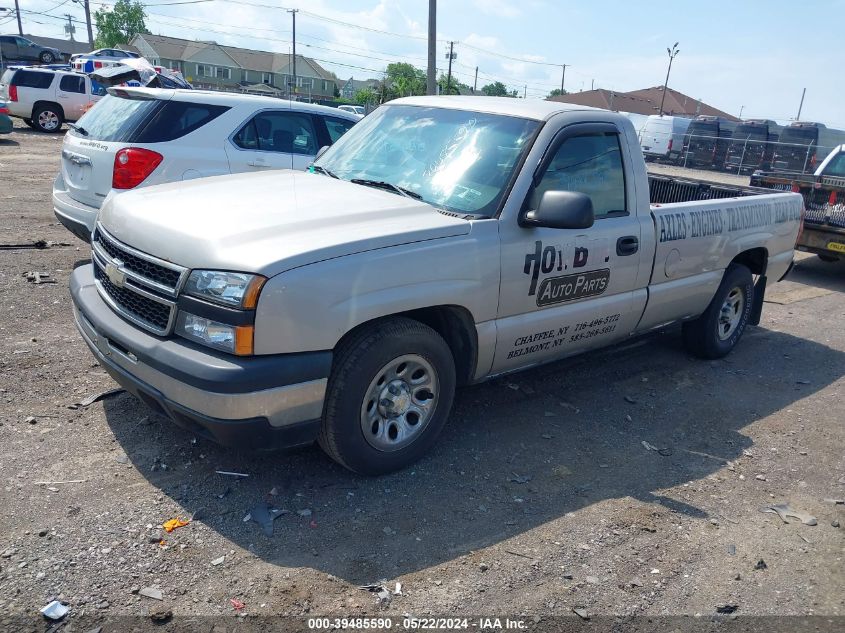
[318,317,456,475]
[39,51,55,64]
[682,263,754,359]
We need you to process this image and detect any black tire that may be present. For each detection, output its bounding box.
[682,263,754,359]
[39,51,55,64]
[318,317,456,475]
[817,254,839,263]
[23,118,35,129]
[32,104,63,133]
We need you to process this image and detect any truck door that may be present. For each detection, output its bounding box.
[493,122,648,374]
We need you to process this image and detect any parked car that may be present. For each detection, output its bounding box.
[639,114,691,162]
[752,144,845,262]
[69,48,141,63]
[0,67,106,132]
[337,104,365,116]
[69,96,802,474]
[53,88,360,242]
[0,101,12,134]
[680,115,737,169]
[0,35,63,64]
[770,121,845,175]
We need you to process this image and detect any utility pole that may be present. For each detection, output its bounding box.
[473,66,478,93]
[523,84,527,99]
[64,13,76,41]
[796,87,806,121]
[738,105,744,119]
[444,41,455,95]
[659,42,680,116]
[591,79,594,90]
[426,0,436,95]
[70,0,94,46]
[288,8,298,99]
[560,63,569,93]
[14,0,23,35]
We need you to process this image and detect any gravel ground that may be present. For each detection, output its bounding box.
[0,119,843,630]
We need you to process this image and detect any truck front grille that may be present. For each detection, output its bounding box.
[91,224,187,336]
[94,265,173,333]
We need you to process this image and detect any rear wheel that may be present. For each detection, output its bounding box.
[39,51,56,64]
[682,263,754,359]
[33,105,63,133]
[318,317,456,475]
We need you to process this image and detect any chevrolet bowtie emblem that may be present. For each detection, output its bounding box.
[105,259,127,288]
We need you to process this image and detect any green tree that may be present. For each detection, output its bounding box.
[437,73,471,95]
[94,0,148,48]
[481,81,512,97]
[384,62,426,99]
[355,87,379,105]
[547,88,568,98]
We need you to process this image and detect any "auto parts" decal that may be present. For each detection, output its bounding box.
[536,269,610,306]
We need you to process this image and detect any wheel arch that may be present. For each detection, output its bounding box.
[730,247,768,276]
[32,100,65,120]
[332,305,479,387]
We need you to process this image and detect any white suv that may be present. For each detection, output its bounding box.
[0,67,105,132]
[53,87,360,242]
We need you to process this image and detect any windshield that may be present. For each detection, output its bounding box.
[314,104,539,217]
[823,152,845,177]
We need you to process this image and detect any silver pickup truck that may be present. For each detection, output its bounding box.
[70,96,803,475]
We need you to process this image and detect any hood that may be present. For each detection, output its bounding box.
[98,170,472,276]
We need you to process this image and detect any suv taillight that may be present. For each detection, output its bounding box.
[9,85,18,102]
[112,148,163,189]
[667,139,673,152]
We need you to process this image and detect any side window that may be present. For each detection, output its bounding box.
[233,119,259,150]
[59,75,86,94]
[133,102,230,143]
[241,111,318,155]
[323,116,355,143]
[12,71,54,89]
[529,132,627,218]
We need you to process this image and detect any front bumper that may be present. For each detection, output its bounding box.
[70,264,330,450]
[53,172,98,243]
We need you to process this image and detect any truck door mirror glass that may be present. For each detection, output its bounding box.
[315,145,330,161]
[520,190,595,230]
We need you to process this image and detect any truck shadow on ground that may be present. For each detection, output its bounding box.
[787,254,845,293]
[103,326,844,584]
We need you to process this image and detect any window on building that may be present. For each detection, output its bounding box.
[216,67,231,80]
[262,72,272,85]
[528,132,627,218]
[196,64,209,77]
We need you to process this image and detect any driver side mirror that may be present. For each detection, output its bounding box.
[520,190,595,230]
[314,145,330,161]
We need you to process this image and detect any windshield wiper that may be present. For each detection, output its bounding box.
[311,165,338,178]
[350,178,422,200]
[67,123,88,136]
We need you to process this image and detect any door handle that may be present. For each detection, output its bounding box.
[616,235,639,256]
[246,158,266,167]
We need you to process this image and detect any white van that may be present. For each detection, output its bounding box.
[640,115,691,162]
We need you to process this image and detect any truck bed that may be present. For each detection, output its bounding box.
[648,173,772,205]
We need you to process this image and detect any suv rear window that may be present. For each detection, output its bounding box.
[71,94,229,143]
[10,70,54,89]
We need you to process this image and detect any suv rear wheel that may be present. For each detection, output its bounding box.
[33,104,63,133]
[39,51,56,64]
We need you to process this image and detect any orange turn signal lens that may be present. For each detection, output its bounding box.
[242,276,266,310]
[234,325,254,356]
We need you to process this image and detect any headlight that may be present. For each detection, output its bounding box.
[176,313,254,355]
[184,270,266,309]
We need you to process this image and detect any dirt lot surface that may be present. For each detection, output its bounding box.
[1,120,843,630]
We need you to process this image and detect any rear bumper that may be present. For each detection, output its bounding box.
[0,116,12,134]
[70,264,330,450]
[53,172,99,243]
[797,224,845,260]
